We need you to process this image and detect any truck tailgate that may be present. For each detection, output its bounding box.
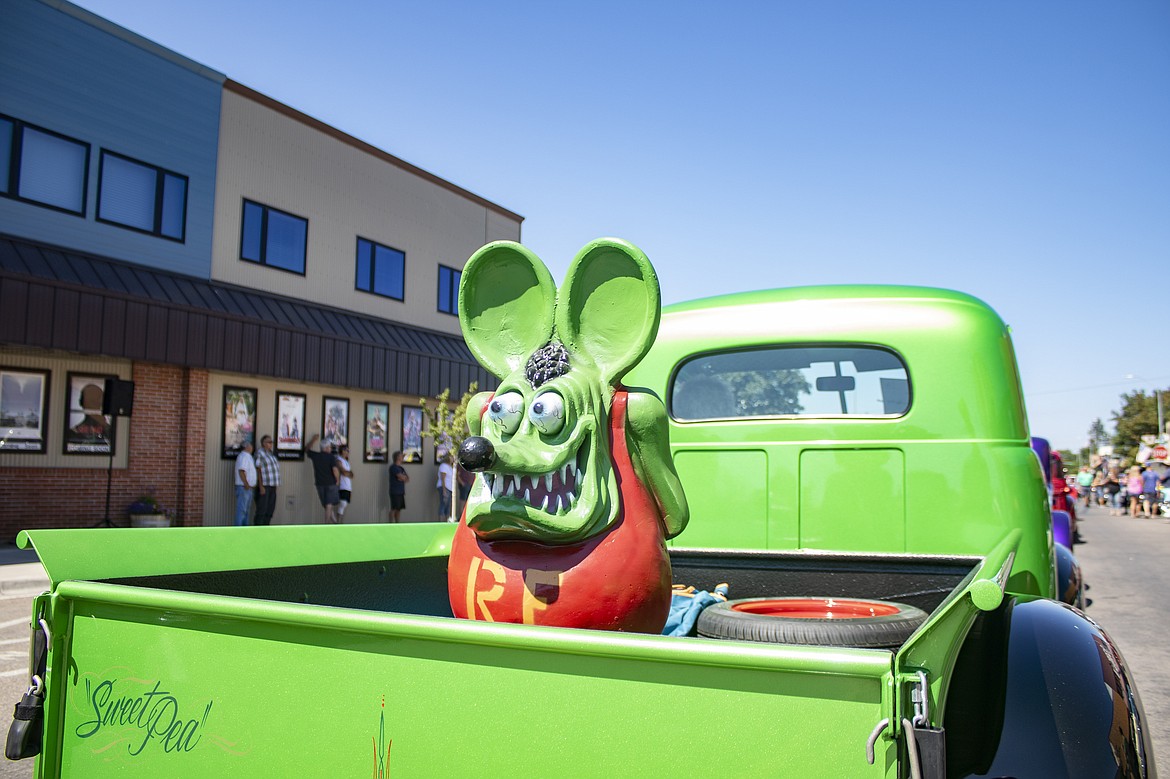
[42,581,899,776]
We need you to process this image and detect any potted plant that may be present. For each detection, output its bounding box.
[127,493,172,528]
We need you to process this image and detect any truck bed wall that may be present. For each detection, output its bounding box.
[102,549,978,620]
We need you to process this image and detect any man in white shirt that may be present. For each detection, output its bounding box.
[335,445,353,522]
[234,441,257,526]
[437,454,454,522]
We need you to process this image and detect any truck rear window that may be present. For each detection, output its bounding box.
[670,345,910,420]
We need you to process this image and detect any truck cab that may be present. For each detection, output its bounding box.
[626,284,1055,598]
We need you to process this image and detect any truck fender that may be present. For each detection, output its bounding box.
[943,596,1155,779]
[1051,509,1072,548]
[1053,541,1084,608]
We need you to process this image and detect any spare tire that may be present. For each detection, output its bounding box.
[696,596,928,649]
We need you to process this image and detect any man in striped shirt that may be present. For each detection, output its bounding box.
[254,434,282,526]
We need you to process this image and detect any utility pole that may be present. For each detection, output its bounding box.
[1158,390,1164,444]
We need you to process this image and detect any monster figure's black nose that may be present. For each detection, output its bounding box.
[459,436,496,472]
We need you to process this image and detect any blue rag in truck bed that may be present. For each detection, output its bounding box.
[662,583,730,636]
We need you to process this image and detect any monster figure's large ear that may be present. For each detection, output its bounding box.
[556,238,660,385]
[459,241,556,379]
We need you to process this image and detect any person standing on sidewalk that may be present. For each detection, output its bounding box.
[1141,465,1160,518]
[1126,466,1145,517]
[437,453,454,522]
[389,450,409,523]
[306,434,341,523]
[336,444,354,522]
[234,441,256,526]
[254,434,281,526]
[1076,466,1094,510]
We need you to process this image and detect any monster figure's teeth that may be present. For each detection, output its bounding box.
[485,456,585,515]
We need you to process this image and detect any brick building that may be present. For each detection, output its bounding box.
[0,0,519,537]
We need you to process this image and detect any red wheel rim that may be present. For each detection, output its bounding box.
[731,598,900,619]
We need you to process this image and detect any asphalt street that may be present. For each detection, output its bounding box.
[1073,500,1170,775]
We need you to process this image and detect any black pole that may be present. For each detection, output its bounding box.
[93,433,118,528]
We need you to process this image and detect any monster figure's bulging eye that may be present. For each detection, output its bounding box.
[528,392,565,435]
[487,392,524,434]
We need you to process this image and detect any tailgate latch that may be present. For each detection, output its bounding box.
[903,670,946,779]
[4,614,49,760]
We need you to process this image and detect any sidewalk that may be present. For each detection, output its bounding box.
[0,544,49,596]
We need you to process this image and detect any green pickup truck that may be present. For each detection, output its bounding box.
[6,241,1155,777]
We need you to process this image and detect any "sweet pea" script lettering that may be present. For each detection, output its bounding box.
[75,677,213,756]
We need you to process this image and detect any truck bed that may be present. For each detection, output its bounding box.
[17,524,1001,777]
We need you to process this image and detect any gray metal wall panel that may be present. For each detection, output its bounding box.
[186,312,207,366]
[304,336,321,384]
[287,332,305,378]
[123,301,148,358]
[204,317,224,367]
[396,354,410,395]
[144,307,167,361]
[51,287,80,351]
[257,328,276,377]
[270,327,288,376]
[27,286,54,347]
[222,321,243,372]
[101,297,125,355]
[166,309,189,363]
[0,0,220,278]
[77,296,104,354]
[407,355,420,396]
[240,323,260,371]
[0,279,28,343]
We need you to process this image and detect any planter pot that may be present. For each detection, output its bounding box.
[129,514,171,528]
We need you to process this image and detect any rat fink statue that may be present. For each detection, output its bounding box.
[449,238,689,633]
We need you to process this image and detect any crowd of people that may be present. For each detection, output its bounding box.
[231,435,469,525]
[1072,461,1170,518]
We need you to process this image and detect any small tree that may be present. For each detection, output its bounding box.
[1111,390,1162,462]
[420,382,478,522]
[1087,418,1110,452]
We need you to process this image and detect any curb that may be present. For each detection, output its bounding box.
[0,579,50,596]
[0,563,50,596]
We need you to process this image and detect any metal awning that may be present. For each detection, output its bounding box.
[0,234,493,397]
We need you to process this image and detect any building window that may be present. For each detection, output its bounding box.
[239,199,307,274]
[355,238,405,300]
[437,265,461,315]
[96,150,188,241]
[0,114,90,215]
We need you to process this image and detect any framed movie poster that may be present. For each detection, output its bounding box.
[222,385,257,458]
[364,401,389,463]
[63,372,116,455]
[322,396,349,449]
[275,391,306,461]
[0,367,49,453]
[401,406,423,464]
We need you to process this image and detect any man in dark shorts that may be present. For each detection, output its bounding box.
[306,433,340,523]
[388,450,409,523]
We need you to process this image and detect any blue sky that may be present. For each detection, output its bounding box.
[75,0,1170,452]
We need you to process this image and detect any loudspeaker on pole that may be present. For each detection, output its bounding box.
[102,378,135,417]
